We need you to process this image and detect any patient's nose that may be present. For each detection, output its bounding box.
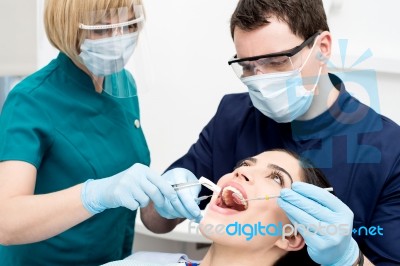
[234,168,251,182]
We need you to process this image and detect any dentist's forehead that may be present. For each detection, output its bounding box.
[233,16,303,58]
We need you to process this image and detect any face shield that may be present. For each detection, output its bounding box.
[79,5,144,39]
[78,5,152,98]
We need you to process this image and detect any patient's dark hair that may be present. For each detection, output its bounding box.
[272,149,331,266]
[281,149,331,188]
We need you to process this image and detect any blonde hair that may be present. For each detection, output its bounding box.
[44,0,143,61]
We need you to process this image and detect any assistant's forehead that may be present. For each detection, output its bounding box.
[254,151,303,182]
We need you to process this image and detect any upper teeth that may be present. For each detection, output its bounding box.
[223,186,245,204]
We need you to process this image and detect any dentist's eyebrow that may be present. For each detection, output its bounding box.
[267,163,293,184]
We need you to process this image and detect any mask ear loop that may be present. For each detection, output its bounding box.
[298,36,323,94]
[298,35,320,72]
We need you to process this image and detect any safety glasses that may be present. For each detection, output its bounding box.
[228,32,320,78]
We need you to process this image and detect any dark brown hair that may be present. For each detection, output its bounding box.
[230,0,330,43]
[281,149,331,188]
[272,148,331,266]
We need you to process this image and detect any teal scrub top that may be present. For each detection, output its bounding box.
[0,53,150,266]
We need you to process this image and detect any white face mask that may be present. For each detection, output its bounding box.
[79,32,139,76]
[241,39,322,123]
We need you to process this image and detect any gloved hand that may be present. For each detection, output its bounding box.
[277,182,360,266]
[154,168,202,222]
[81,163,181,216]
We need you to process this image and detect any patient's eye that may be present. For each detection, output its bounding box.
[267,170,283,186]
[234,160,251,170]
[238,161,250,167]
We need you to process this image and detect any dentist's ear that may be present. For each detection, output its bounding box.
[316,51,329,64]
[317,31,332,64]
[274,232,305,251]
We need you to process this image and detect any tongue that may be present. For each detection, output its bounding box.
[232,193,244,205]
[220,188,247,211]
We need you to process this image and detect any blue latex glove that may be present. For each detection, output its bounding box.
[155,168,202,222]
[81,163,196,221]
[277,182,359,266]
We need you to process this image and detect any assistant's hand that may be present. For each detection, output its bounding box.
[81,163,177,215]
[277,182,360,266]
[155,168,202,222]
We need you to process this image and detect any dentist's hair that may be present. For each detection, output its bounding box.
[230,0,329,43]
[44,0,143,61]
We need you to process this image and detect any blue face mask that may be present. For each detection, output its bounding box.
[79,32,139,76]
[241,37,321,123]
[243,67,321,123]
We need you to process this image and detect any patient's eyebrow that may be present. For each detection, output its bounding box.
[234,157,257,169]
[235,158,294,184]
[267,163,293,184]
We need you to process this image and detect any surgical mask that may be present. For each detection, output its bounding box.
[79,31,139,76]
[241,40,322,123]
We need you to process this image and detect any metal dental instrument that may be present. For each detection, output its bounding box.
[172,176,222,193]
[194,195,213,203]
[235,187,334,203]
[171,181,201,190]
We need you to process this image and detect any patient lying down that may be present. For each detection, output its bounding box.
[104,149,332,266]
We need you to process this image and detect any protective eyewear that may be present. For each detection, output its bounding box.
[79,5,144,38]
[228,32,320,78]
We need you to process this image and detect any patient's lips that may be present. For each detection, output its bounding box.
[216,182,248,211]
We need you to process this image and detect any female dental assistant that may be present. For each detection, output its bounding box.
[0,0,201,265]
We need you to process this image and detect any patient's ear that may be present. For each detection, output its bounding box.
[274,232,305,251]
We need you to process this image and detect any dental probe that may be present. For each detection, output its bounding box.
[234,187,334,203]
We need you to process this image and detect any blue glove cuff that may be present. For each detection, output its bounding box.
[324,238,359,266]
[81,179,103,215]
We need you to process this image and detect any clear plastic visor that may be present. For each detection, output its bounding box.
[79,5,144,39]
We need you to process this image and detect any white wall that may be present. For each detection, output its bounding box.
[0,1,37,75]
[131,0,242,173]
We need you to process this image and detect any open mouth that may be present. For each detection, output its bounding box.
[216,185,248,211]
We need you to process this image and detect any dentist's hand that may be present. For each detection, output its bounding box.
[155,168,202,222]
[81,163,178,215]
[277,182,360,266]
